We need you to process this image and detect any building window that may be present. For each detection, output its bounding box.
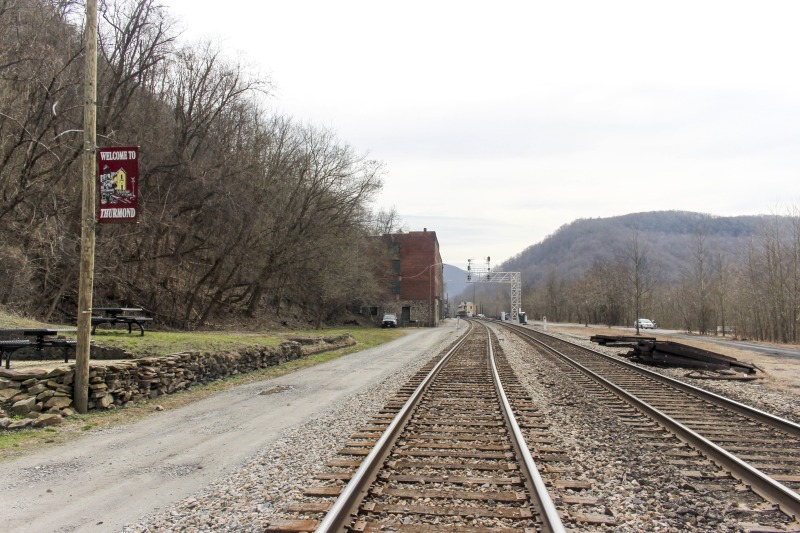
[392,280,400,294]
[392,260,401,275]
[392,243,400,256]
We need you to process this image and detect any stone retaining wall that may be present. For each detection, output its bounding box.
[0,334,355,430]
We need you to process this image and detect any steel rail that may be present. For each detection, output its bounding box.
[482,322,566,533]
[508,324,800,521]
[520,324,800,438]
[315,323,473,533]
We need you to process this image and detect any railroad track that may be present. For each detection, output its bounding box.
[265,322,582,532]
[498,322,800,527]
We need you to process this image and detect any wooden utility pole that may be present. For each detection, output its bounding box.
[75,0,98,414]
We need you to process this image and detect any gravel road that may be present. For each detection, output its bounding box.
[0,323,464,533]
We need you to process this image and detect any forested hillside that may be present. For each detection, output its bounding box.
[475,211,800,343]
[0,0,399,328]
[505,211,766,285]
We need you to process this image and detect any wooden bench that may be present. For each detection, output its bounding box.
[90,308,152,336]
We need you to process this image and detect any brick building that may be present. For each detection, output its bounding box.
[379,229,444,327]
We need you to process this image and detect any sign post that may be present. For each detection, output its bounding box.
[75,0,98,414]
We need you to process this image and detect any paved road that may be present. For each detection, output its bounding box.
[0,324,462,533]
[667,332,800,359]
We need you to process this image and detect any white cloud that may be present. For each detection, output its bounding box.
[163,0,800,264]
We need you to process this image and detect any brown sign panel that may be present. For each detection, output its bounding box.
[97,146,139,223]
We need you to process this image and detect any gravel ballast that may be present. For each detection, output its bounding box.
[495,326,795,532]
[128,323,798,532]
[3,320,797,532]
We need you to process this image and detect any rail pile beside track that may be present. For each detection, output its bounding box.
[499,322,800,530]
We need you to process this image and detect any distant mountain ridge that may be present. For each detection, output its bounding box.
[498,210,778,286]
[443,264,469,300]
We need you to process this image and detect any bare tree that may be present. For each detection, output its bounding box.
[0,0,85,315]
[713,250,732,336]
[623,231,661,334]
[97,0,178,135]
[0,0,390,327]
[791,206,800,343]
[369,206,405,235]
[542,268,568,322]
[579,258,627,326]
[243,122,383,317]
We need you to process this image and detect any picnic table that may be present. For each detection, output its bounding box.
[0,328,77,369]
[91,308,152,336]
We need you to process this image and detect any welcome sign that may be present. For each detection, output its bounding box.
[97,146,139,223]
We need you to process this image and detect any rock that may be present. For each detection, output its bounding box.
[36,390,56,401]
[9,392,28,403]
[96,394,114,409]
[0,417,10,429]
[44,396,73,410]
[154,405,164,411]
[33,413,63,427]
[0,378,20,389]
[61,407,75,417]
[7,418,34,429]
[0,387,19,401]
[26,383,48,395]
[11,396,36,415]
[46,367,69,378]
[0,340,333,421]
[0,368,48,379]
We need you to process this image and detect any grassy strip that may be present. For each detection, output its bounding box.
[0,326,405,460]
[88,327,398,356]
[1,304,391,357]
[88,330,284,356]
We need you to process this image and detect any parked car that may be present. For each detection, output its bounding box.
[382,314,398,328]
[634,318,655,329]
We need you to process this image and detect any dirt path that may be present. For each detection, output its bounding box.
[0,325,462,533]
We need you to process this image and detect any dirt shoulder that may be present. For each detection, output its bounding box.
[544,323,800,395]
[0,325,462,533]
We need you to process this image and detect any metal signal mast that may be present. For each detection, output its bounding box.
[466,257,522,321]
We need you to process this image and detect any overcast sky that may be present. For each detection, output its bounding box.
[161,0,800,270]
